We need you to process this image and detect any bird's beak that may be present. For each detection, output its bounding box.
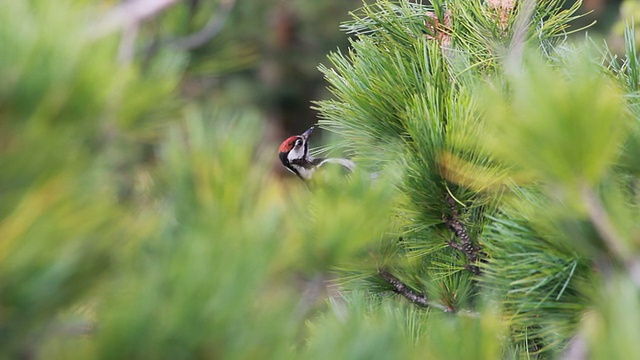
[301,126,315,140]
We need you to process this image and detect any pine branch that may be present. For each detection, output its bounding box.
[581,185,640,289]
[378,269,454,312]
[443,193,481,274]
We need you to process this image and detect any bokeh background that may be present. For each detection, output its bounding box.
[157,0,637,172]
[177,0,633,146]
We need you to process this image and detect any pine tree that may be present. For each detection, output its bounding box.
[316,0,640,358]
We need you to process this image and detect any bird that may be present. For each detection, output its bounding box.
[278,126,355,181]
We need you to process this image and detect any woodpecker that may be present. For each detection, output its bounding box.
[278,126,355,180]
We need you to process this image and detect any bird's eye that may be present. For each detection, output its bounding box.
[295,139,302,146]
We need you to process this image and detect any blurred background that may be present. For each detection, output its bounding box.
[174,0,632,137]
[135,0,637,174]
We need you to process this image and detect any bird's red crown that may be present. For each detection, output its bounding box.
[278,136,298,153]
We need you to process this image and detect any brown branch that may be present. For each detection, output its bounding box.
[443,193,481,274]
[581,185,640,289]
[378,269,453,312]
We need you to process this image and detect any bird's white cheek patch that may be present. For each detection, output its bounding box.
[288,146,305,162]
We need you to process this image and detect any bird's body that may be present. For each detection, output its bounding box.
[278,126,354,181]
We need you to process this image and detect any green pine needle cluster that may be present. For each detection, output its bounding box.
[316,0,640,358]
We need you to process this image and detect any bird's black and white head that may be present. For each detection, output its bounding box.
[278,126,355,181]
[278,126,316,180]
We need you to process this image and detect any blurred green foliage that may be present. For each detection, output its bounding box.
[481,52,630,190]
[0,3,401,358]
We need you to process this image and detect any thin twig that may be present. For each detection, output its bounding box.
[117,20,140,64]
[505,0,536,72]
[581,184,640,289]
[378,269,453,312]
[88,0,180,40]
[91,0,236,63]
[168,0,237,50]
